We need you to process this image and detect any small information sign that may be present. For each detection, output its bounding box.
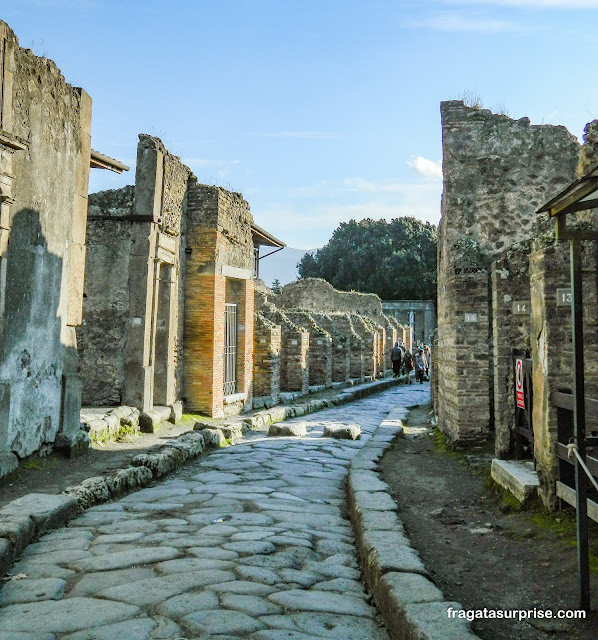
[556,288,572,307]
[515,358,525,409]
[512,300,529,315]
[464,313,477,323]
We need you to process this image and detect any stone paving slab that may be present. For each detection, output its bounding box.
[0,383,435,639]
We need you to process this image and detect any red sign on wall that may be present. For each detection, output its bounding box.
[515,358,525,409]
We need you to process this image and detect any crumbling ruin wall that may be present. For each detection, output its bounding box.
[0,20,92,466]
[256,294,309,393]
[80,136,192,416]
[491,243,532,458]
[308,311,351,383]
[437,100,580,444]
[78,186,135,406]
[327,313,365,379]
[284,311,332,387]
[278,278,384,319]
[253,312,281,401]
[350,315,379,378]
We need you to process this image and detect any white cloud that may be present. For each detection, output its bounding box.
[406,13,528,32]
[253,181,442,248]
[407,157,443,180]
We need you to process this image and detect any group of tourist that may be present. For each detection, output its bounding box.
[390,341,430,384]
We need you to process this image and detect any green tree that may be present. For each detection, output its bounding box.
[271,278,282,295]
[297,217,437,300]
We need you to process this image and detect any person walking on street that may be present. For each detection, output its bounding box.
[403,349,414,384]
[391,341,402,377]
[415,348,426,384]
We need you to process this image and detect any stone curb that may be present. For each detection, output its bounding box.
[0,375,404,580]
[347,406,481,640]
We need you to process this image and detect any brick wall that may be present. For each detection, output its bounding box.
[329,313,365,379]
[257,294,310,393]
[253,312,281,400]
[309,311,351,382]
[183,180,255,417]
[285,310,332,387]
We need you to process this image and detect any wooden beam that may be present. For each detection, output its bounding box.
[557,481,598,524]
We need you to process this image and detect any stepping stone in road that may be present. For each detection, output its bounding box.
[268,422,307,437]
[324,424,361,440]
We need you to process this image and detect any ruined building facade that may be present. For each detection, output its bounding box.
[0,21,95,477]
[79,135,265,420]
[436,100,598,507]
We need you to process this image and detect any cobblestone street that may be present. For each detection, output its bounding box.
[0,384,429,640]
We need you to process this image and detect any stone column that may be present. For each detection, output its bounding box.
[122,143,163,411]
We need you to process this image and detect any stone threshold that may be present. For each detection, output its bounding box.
[490,459,539,504]
[0,375,406,581]
[347,405,481,640]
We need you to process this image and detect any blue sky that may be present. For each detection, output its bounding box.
[4,0,598,248]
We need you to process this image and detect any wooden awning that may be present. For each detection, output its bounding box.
[536,165,598,217]
[251,222,286,248]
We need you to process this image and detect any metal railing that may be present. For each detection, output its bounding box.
[223,303,237,396]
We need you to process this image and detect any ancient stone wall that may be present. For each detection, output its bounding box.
[278,278,384,319]
[437,100,580,444]
[253,312,281,401]
[491,244,532,458]
[0,20,92,467]
[350,315,379,378]
[309,311,351,383]
[285,310,333,387]
[256,294,309,394]
[80,136,192,415]
[78,187,135,405]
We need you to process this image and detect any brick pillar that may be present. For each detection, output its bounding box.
[184,269,225,417]
[437,270,491,444]
[237,278,254,410]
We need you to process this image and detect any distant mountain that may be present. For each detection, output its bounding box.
[258,247,315,287]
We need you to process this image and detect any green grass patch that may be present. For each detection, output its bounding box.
[532,510,598,574]
[90,423,141,445]
[181,413,217,424]
[22,459,45,470]
[485,473,526,513]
